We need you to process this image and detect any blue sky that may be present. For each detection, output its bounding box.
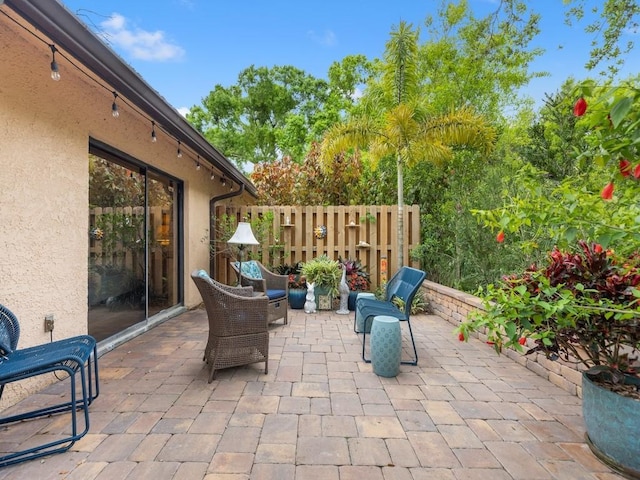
[61,0,637,115]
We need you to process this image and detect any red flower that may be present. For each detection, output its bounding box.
[619,159,632,177]
[458,332,465,342]
[594,244,603,253]
[601,182,614,200]
[573,97,587,116]
[518,337,527,346]
[634,164,640,179]
[496,231,505,243]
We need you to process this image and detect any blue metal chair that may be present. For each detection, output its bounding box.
[357,267,427,365]
[0,304,99,467]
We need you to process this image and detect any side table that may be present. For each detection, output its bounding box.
[370,315,401,377]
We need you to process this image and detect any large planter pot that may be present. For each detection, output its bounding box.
[315,286,333,311]
[582,372,640,478]
[288,289,306,309]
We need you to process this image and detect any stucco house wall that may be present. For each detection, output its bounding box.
[0,5,253,406]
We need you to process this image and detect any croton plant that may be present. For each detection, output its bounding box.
[340,258,371,291]
[458,241,640,385]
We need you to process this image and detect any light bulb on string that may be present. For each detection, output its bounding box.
[210,171,215,180]
[111,92,119,118]
[151,121,157,142]
[196,156,201,170]
[49,45,60,81]
[177,140,182,158]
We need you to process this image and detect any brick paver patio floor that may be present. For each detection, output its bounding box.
[0,307,623,479]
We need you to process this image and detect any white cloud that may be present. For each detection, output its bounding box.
[177,107,190,117]
[307,29,338,47]
[99,13,185,61]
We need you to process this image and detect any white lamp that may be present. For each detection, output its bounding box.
[227,222,259,285]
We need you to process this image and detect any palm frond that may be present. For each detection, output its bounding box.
[382,21,420,106]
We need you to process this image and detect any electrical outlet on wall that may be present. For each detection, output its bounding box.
[44,314,54,332]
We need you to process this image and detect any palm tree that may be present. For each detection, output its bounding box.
[321,21,496,267]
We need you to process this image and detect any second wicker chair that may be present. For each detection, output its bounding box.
[191,270,270,383]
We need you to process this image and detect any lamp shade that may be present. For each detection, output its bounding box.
[227,222,259,246]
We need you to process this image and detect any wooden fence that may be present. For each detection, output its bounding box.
[213,205,421,290]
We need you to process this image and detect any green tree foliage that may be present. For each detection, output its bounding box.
[187,58,372,169]
[419,0,545,116]
[564,0,640,77]
[472,81,640,259]
[321,20,496,267]
[517,79,591,181]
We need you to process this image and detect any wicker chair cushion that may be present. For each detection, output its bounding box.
[265,289,287,300]
[196,269,213,283]
[233,261,262,279]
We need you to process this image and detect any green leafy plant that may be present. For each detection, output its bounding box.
[300,255,341,297]
[275,262,306,289]
[458,240,640,385]
[392,288,430,315]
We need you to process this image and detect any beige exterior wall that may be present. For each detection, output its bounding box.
[0,11,252,405]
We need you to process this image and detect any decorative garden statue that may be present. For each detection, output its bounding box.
[336,264,350,315]
[304,282,316,314]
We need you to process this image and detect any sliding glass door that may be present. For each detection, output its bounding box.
[88,144,182,341]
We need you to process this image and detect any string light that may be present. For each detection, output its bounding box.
[111,91,119,118]
[5,9,243,187]
[49,44,60,81]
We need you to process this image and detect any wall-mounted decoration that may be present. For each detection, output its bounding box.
[314,225,327,239]
[90,227,104,240]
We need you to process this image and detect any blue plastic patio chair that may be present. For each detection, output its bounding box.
[0,304,99,467]
[356,266,427,365]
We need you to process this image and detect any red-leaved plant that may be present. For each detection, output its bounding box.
[339,257,371,291]
[458,241,640,384]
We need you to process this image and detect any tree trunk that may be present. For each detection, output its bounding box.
[397,152,404,268]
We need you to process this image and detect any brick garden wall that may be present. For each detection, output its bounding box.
[422,280,584,398]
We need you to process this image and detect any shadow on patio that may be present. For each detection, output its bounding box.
[0,308,621,479]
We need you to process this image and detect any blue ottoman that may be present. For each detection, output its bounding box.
[370,315,401,377]
[354,292,376,333]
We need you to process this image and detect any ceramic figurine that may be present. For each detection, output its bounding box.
[304,282,316,313]
[336,264,350,315]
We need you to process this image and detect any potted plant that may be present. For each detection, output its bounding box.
[458,240,640,476]
[275,262,307,309]
[300,255,341,310]
[339,257,371,311]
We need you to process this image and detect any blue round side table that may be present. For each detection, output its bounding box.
[355,292,376,333]
[370,315,402,377]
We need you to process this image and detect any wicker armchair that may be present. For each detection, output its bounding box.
[230,260,288,325]
[191,270,270,383]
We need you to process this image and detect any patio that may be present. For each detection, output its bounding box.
[0,307,621,479]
